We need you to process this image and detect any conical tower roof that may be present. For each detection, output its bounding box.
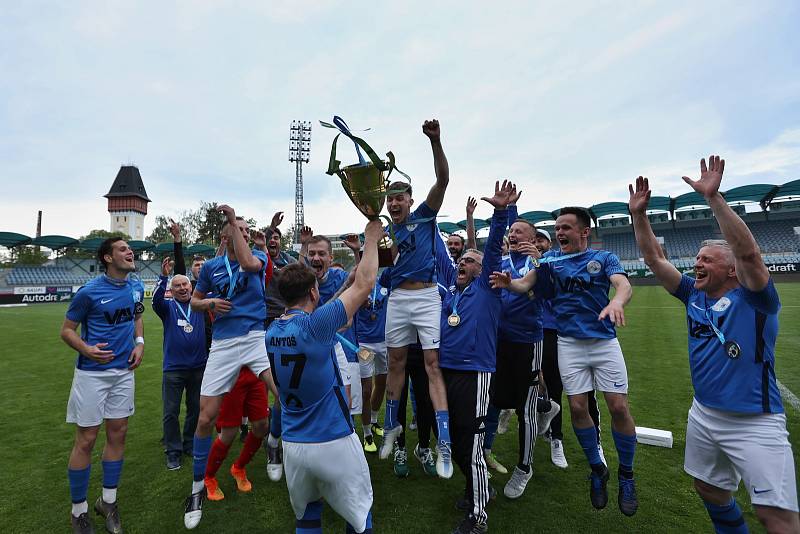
[104,165,151,202]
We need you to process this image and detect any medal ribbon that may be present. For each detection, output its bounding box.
[534,249,589,268]
[370,285,378,315]
[702,296,728,346]
[174,300,192,324]
[223,253,240,300]
[335,333,359,354]
[508,254,534,278]
[450,284,472,318]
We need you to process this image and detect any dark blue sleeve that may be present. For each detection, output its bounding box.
[604,252,626,278]
[379,268,392,288]
[152,276,169,319]
[507,204,518,230]
[435,234,457,286]
[533,262,554,299]
[479,208,509,291]
[309,299,348,343]
[741,278,781,315]
[671,274,696,305]
[195,261,211,294]
[66,286,91,323]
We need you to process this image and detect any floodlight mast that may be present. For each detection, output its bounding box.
[289,120,312,244]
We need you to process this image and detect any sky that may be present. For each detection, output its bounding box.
[2,1,799,241]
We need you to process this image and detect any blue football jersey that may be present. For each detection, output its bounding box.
[266,300,353,443]
[537,249,626,339]
[673,275,783,414]
[386,201,439,290]
[66,275,145,371]
[498,253,543,343]
[195,250,268,340]
[355,281,389,344]
[318,268,358,362]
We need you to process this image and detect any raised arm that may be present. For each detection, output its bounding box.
[465,196,477,250]
[218,205,262,272]
[479,181,514,283]
[490,268,537,294]
[170,219,186,276]
[338,221,381,319]
[683,155,769,291]
[298,226,313,266]
[629,176,681,293]
[423,119,449,212]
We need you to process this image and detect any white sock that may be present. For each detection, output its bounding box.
[370,413,378,425]
[72,501,88,517]
[364,426,372,438]
[102,487,117,504]
[192,479,205,493]
[242,417,249,425]
[267,434,279,448]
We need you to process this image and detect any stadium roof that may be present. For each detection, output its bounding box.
[0,232,32,247]
[104,166,151,202]
[187,244,217,255]
[456,218,489,230]
[774,179,800,200]
[589,202,629,218]
[518,211,555,224]
[673,191,707,210]
[723,184,778,204]
[30,235,79,249]
[647,195,672,212]
[438,222,461,234]
[127,240,155,252]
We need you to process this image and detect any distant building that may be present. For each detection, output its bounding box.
[105,166,151,240]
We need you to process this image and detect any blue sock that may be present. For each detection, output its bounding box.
[704,498,749,534]
[101,459,123,489]
[573,425,602,467]
[385,399,399,430]
[68,465,91,504]
[484,405,500,450]
[192,435,213,481]
[435,411,451,445]
[296,499,323,534]
[270,402,282,437]
[612,429,636,474]
[345,509,373,534]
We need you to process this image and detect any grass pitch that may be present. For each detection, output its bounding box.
[0,285,798,533]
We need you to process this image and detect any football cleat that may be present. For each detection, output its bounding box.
[618,475,639,516]
[370,423,384,438]
[71,512,94,534]
[550,439,568,469]
[456,484,497,513]
[536,400,561,435]
[589,466,610,510]
[451,515,488,534]
[363,435,377,453]
[230,464,252,492]
[204,477,225,501]
[503,466,533,499]
[93,497,122,534]
[379,424,402,460]
[393,446,409,478]
[266,441,283,482]
[414,444,437,476]
[485,451,508,474]
[436,441,454,479]
[183,487,206,529]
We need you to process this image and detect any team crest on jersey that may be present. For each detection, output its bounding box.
[711,297,731,313]
[406,224,418,232]
[380,287,388,296]
[586,260,602,274]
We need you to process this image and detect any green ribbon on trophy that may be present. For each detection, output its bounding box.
[321,116,411,266]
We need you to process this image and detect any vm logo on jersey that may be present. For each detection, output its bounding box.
[104,307,135,325]
[398,234,417,255]
[687,316,722,339]
[557,275,595,293]
[216,276,249,298]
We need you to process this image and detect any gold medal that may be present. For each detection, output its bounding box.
[527,290,535,300]
[448,314,461,327]
[183,324,193,334]
[358,347,374,363]
[370,313,377,321]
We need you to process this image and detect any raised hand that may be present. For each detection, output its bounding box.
[218,204,237,224]
[270,211,284,230]
[481,180,515,209]
[83,342,115,365]
[489,271,512,289]
[169,219,182,241]
[364,220,384,244]
[422,119,440,142]
[161,256,174,276]
[628,176,652,216]
[466,196,477,216]
[253,230,266,249]
[682,155,725,199]
[299,226,314,244]
[508,182,523,205]
[343,233,362,251]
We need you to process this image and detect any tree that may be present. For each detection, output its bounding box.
[1,246,49,267]
[281,224,296,252]
[147,215,173,244]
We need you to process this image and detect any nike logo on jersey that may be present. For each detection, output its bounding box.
[690,302,705,311]
[752,487,772,494]
[101,298,114,304]
[213,272,226,277]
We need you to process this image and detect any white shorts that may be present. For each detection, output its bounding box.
[358,342,388,379]
[557,336,628,396]
[201,330,271,397]
[66,368,135,427]
[684,399,798,512]
[385,286,441,349]
[284,432,373,531]
[334,342,351,386]
[349,362,362,415]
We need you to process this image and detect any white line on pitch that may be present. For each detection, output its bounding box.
[778,381,800,411]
